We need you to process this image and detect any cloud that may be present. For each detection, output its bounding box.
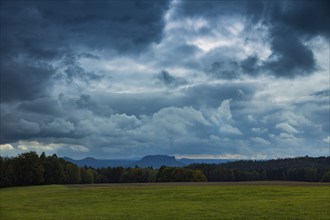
[240,56,259,75]
[0,60,55,102]
[260,1,329,78]
[1,1,170,53]
[18,119,41,134]
[0,144,16,157]
[323,136,330,144]
[156,70,187,87]
[219,125,242,136]
[42,119,75,135]
[0,1,328,159]
[263,27,315,77]
[0,0,170,102]
[207,99,242,135]
[207,61,240,79]
[252,127,268,134]
[18,98,62,116]
[269,1,329,38]
[251,137,271,146]
[0,144,14,151]
[174,0,329,78]
[217,99,232,120]
[276,122,299,134]
[16,141,89,155]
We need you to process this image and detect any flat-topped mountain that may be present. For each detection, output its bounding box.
[63,157,134,168]
[63,155,235,168]
[131,155,184,168]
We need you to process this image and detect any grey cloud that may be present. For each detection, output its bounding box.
[75,95,92,109]
[157,70,187,87]
[296,102,329,135]
[17,98,62,116]
[183,83,257,109]
[2,83,329,158]
[0,60,55,102]
[269,0,330,38]
[0,0,328,159]
[1,0,170,102]
[60,54,104,84]
[207,61,240,79]
[177,0,264,20]
[1,0,170,53]
[202,45,249,79]
[78,53,100,60]
[0,82,257,145]
[95,82,257,116]
[41,119,75,136]
[18,119,41,135]
[312,89,330,97]
[240,56,259,76]
[177,0,329,78]
[260,0,329,77]
[263,27,315,77]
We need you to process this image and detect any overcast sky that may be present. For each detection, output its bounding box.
[1,0,329,159]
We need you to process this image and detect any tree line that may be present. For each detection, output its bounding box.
[0,152,207,187]
[0,152,329,187]
[187,156,330,182]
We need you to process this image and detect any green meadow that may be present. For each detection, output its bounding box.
[1,182,329,220]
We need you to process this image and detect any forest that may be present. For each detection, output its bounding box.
[0,152,329,187]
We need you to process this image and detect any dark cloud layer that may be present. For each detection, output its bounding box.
[264,27,316,77]
[261,1,329,77]
[1,0,169,52]
[259,0,329,77]
[0,0,328,159]
[0,0,170,102]
[179,0,329,78]
[1,60,55,102]
[269,0,330,38]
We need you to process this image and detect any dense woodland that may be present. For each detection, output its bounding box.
[0,152,329,187]
[187,156,330,182]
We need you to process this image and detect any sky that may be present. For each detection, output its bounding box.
[0,0,329,159]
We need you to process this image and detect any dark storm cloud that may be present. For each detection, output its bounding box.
[0,0,328,159]
[0,0,170,102]
[1,0,169,52]
[0,81,257,145]
[260,0,329,77]
[240,56,259,76]
[263,27,315,77]
[269,0,330,38]
[257,0,329,77]
[17,98,62,116]
[0,60,55,102]
[178,0,329,78]
[177,0,264,20]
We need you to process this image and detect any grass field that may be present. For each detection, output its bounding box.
[1,182,329,220]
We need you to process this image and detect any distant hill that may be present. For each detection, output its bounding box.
[63,155,236,168]
[130,155,184,168]
[63,157,134,168]
[178,158,236,165]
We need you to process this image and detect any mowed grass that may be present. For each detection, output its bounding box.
[0,182,329,220]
